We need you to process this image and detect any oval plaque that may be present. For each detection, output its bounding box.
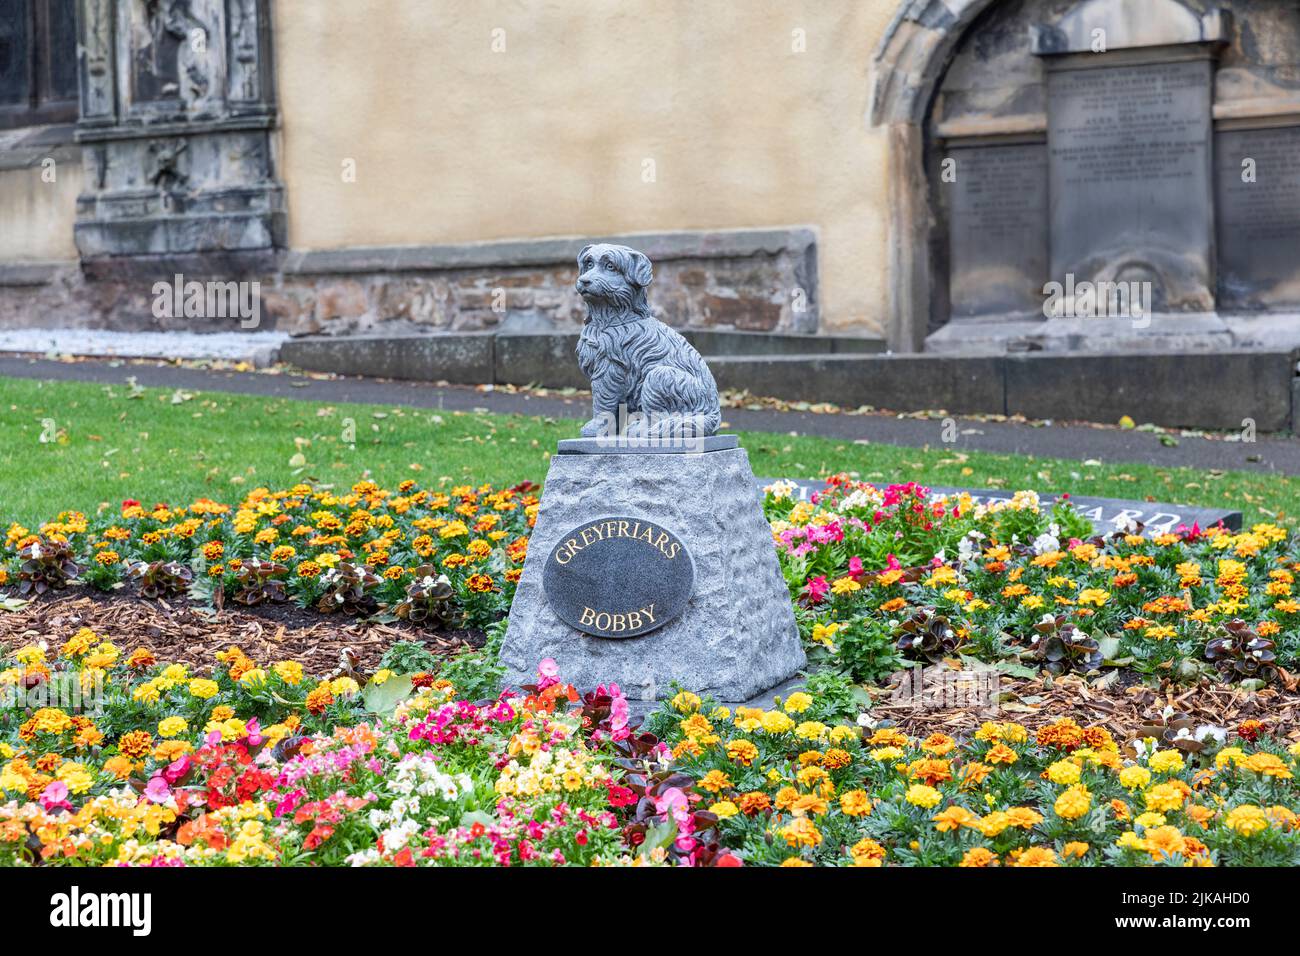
[542,516,694,639]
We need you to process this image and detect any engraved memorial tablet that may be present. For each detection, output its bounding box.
[542,517,695,639]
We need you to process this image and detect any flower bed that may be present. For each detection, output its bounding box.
[2,473,1299,866]
[765,477,1295,686]
[0,640,1296,867]
[3,480,536,631]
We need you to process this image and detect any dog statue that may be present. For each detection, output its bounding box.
[574,242,721,440]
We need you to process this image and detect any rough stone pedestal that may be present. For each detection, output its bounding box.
[501,447,806,707]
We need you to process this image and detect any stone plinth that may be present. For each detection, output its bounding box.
[501,447,805,705]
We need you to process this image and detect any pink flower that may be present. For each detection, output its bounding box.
[804,576,830,604]
[39,780,72,813]
[144,776,172,804]
[244,717,264,747]
[538,658,559,678]
[163,754,192,784]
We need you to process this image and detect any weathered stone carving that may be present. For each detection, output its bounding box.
[575,243,722,440]
[74,0,283,265]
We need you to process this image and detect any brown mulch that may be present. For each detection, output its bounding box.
[0,591,481,676]
[872,670,1300,745]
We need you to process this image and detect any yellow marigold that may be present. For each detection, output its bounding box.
[794,721,829,741]
[1242,752,1292,780]
[725,739,758,766]
[905,784,941,809]
[760,711,795,735]
[698,770,732,794]
[959,847,998,867]
[670,690,701,713]
[1224,804,1268,837]
[157,716,188,738]
[1009,846,1058,867]
[850,838,886,866]
[1054,784,1092,821]
[61,628,97,657]
[1119,765,1152,790]
[1144,782,1186,813]
[783,691,813,713]
[1046,759,1082,785]
[1062,841,1089,859]
[56,761,95,794]
[986,743,1018,765]
[778,816,822,848]
[840,789,872,817]
[188,678,219,700]
[932,805,978,832]
[709,800,739,819]
[273,660,304,685]
[1148,750,1186,774]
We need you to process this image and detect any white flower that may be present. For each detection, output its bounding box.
[1112,514,1139,534]
[1195,725,1227,745]
[1031,532,1060,555]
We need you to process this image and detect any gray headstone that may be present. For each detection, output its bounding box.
[502,448,806,705]
[1215,125,1300,311]
[1044,54,1216,313]
[946,143,1049,318]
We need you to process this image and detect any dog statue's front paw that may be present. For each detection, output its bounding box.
[579,418,603,438]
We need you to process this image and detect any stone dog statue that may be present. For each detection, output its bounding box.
[574,242,722,439]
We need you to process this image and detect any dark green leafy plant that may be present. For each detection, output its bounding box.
[315,562,380,616]
[17,538,81,595]
[393,566,456,628]
[895,607,960,665]
[1205,619,1277,685]
[129,560,193,599]
[232,558,289,606]
[1030,614,1103,675]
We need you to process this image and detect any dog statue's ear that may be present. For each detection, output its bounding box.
[627,250,653,288]
[577,244,594,269]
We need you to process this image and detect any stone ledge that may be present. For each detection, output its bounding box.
[0,261,69,287]
[282,228,818,276]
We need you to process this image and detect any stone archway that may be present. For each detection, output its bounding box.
[871,0,1300,352]
[870,0,1005,351]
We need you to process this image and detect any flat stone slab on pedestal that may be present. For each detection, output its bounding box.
[557,435,738,455]
[503,448,806,705]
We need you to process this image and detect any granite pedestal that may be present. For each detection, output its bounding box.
[501,443,806,707]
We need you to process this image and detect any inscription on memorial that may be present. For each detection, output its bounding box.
[1215,125,1300,310]
[947,143,1049,317]
[543,517,695,639]
[1046,57,1215,310]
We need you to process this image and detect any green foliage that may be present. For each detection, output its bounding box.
[437,619,507,701]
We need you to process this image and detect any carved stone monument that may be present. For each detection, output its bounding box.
[74,0,284,269]
[501,244,806,706]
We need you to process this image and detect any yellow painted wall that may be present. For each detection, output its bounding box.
[274,0,897,334]
[0,158,82,262]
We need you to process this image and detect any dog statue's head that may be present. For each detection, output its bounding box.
[576,243,653,323]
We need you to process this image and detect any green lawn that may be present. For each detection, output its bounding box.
[0,374,1295,529]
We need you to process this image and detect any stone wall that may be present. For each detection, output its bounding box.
[0,228,821,336]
